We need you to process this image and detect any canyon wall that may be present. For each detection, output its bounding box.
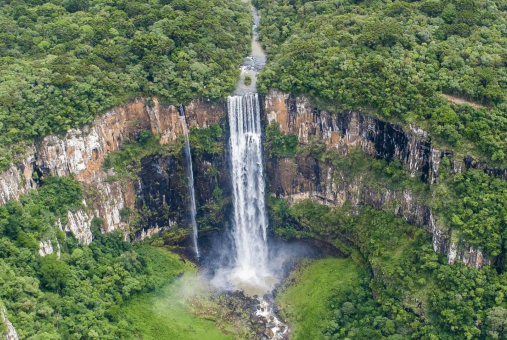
[262,90,492,268]
[134,122,231,241]
[0,97,226,244]
[0,89,496,269]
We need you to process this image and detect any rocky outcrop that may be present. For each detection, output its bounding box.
[39,239,61,259]
[262,89,491,268]
[0,154,38,205]
[264,90,507,183]
[448,242,489,269]
[64,209,94,244]
[1,308,18,340]
[0,97,226,243]
[271,155,429,223]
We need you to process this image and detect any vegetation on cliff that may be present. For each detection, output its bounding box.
[0,0,251,170]
[434,167,507,257]
[264,121,299,158]
[102,130,164,181]
[265,122,506,266]
[255,0,507,164]
[270,201,507,339]
[101,125,229,240]
[265,121,507,338]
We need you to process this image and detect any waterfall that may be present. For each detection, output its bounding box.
[179,106,199,258]
[227,93,271,290]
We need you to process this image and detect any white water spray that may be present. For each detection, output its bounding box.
[179,107,199,258]
[227,93,274,294]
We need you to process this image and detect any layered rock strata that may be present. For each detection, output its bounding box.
[262,90,492,268]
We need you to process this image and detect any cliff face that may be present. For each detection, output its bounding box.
[0,97,226,244]
[135,119,231,240]
[1,89,496,269]
[262,90,491,268]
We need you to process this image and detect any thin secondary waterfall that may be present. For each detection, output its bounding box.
[179,106,199,258]
[227,93,270,287]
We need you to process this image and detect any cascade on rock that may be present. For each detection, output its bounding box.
[227,93,274,294]
[179,105,199,258]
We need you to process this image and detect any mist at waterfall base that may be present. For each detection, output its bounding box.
[201,233,322,295]
[198,94,321,297]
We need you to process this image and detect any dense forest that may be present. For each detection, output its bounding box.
[0,0,251,170]
[0,177,191,339]
[269,199,507,339]
[3,0,507,339]
[255,0,507,164]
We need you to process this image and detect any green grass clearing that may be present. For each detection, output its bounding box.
[276,258,364,340]
[121,272,234,340]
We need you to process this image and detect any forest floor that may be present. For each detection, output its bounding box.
[439,94,486,110]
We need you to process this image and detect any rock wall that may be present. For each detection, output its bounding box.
[0,97,226,243]
[1,308,18,340]
[264,90,507,183]
[38,239,61,259]
[264,90,442,183]
[262,89,491,268]
[268,155,430,224]
[134,140,231,240]
[1,88,496,268]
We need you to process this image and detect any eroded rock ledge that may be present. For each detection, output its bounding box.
[262,89,494,268]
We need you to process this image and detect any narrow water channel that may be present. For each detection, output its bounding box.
[233,4,266,95]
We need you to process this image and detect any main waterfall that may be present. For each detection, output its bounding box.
[207,5,290,338]
[227,93,273,293]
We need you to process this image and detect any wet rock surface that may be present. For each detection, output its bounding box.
[214,290,289,340]
[135,143,231,241]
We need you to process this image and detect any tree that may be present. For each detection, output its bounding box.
[39,255,69,292]
[486,307,507,339]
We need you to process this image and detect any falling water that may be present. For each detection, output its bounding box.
[227,93,274,293]
[179,106,199,258]
[211,4,289,338]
